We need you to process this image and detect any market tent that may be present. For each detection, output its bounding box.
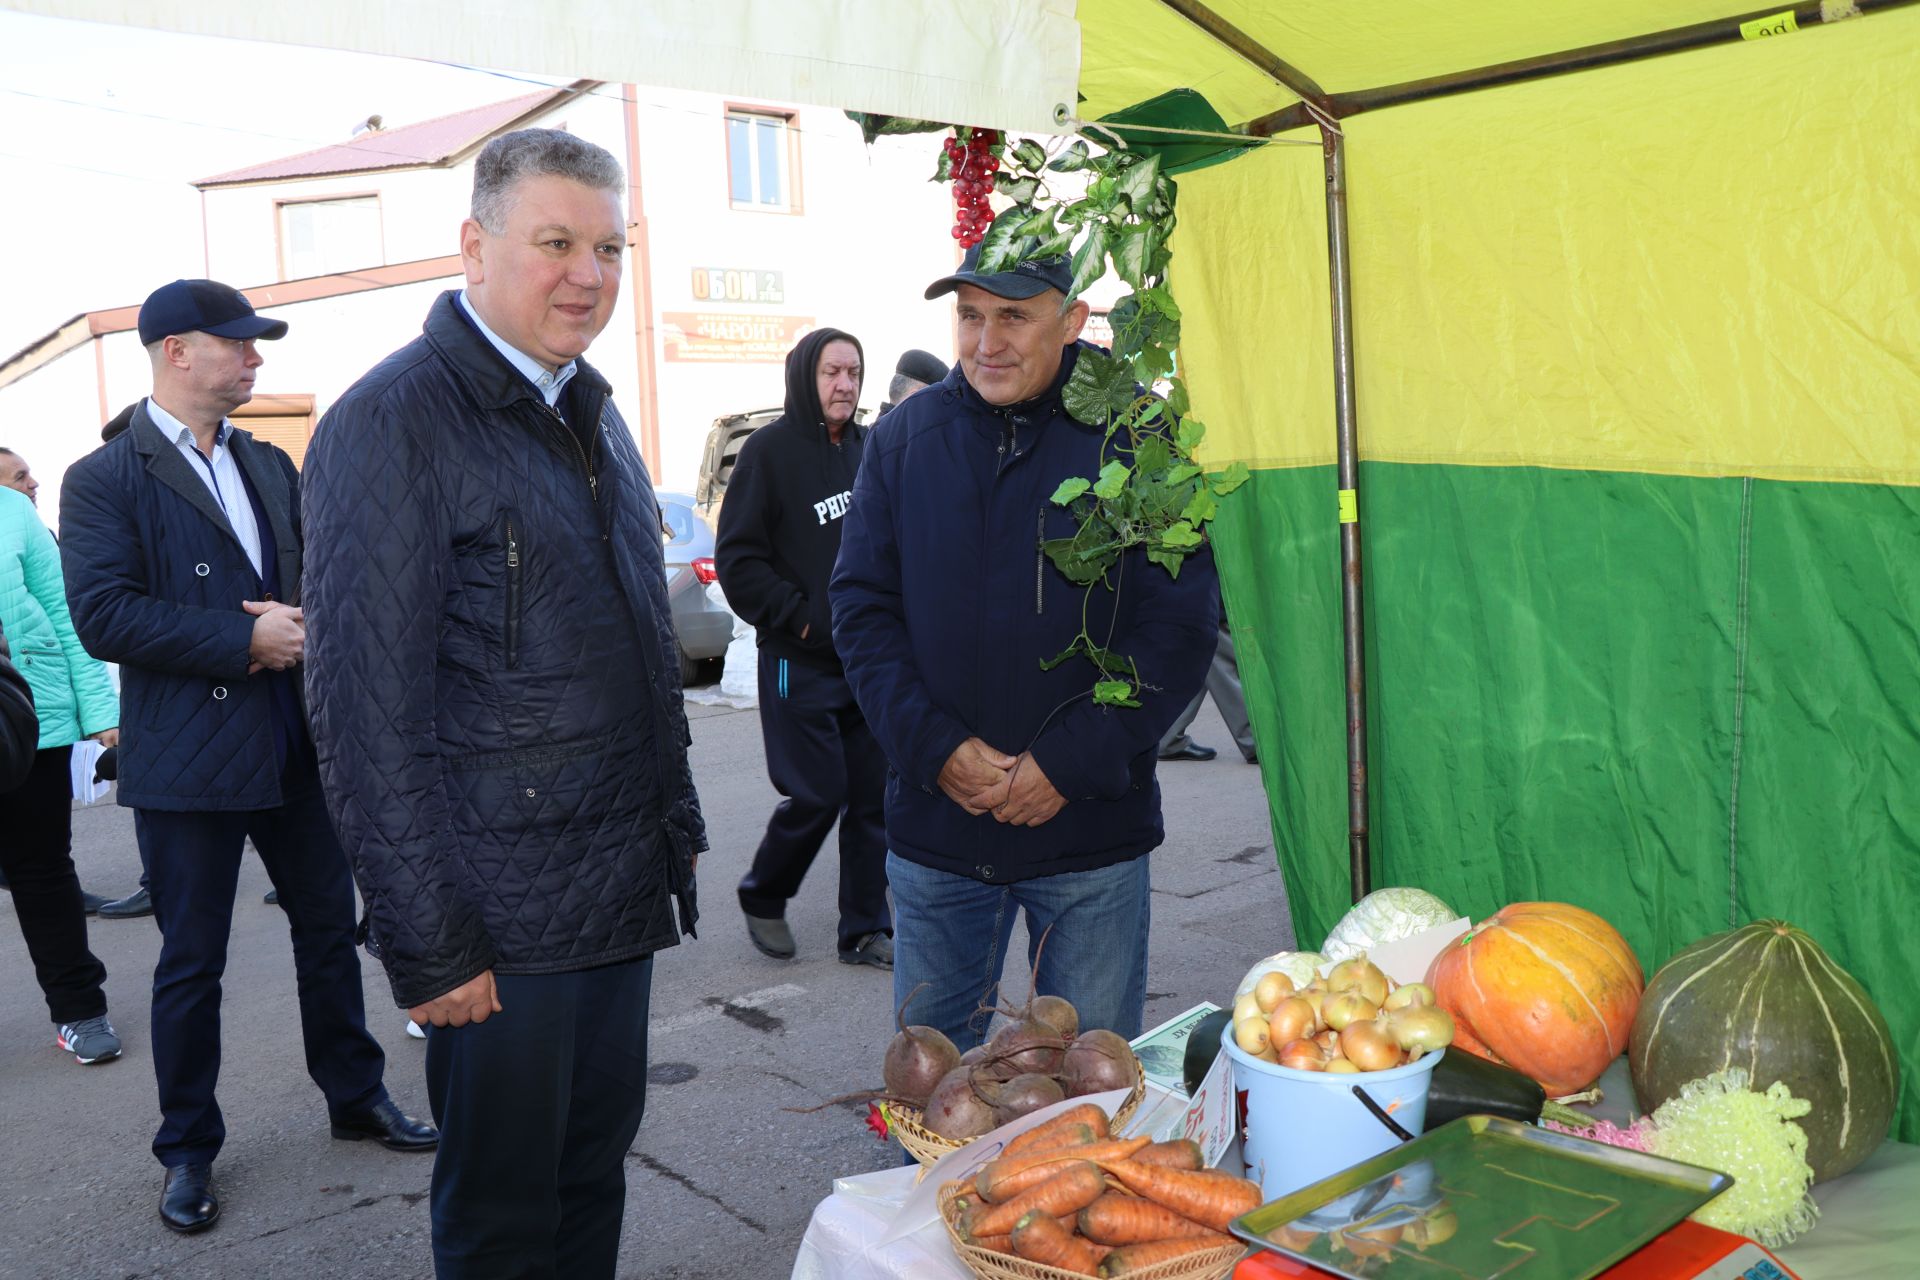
[1072,0,1920,1147]
[11,0,1914,1144]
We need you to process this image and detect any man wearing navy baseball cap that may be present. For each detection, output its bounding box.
[59,278,433,1235]
[829,234,1219,1059]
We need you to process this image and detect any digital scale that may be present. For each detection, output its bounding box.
[1226,1116,1801,1280]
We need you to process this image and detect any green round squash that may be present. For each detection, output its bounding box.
[1630,920,1899,1182]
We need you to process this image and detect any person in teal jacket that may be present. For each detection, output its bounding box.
[0,484,123,1064]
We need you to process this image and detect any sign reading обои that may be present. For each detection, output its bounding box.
[691,267,785,305]
[662,312,815,364]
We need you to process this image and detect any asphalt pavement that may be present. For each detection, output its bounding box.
[0,692,1291,1279]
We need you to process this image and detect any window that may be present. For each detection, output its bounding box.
[726,110,795,211]
[232,395,317,468]
[279,195,382,280]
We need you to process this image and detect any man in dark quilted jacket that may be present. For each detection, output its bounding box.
[61,279,437,1237]
[303,129,706,1280]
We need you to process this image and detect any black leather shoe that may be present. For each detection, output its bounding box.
[160,1162,218,1234]
[98,888,154,919]
[1157,742,1218,762]
[330,1097,439,1151]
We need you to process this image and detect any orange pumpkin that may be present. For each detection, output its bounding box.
[1425,901,1644,1096]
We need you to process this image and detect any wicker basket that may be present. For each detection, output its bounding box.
[889,1057,1149,1167]
[936,1180,1243,1280]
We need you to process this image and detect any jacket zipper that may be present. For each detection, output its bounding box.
[1035,507,1046,615]
[503,509,523,669]
[544,402,599,501]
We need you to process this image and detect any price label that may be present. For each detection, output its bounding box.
[1740,11,1799,39]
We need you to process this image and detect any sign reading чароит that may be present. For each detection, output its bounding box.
[661,312,815,364]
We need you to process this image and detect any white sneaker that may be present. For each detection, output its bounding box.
[405,1019,427,1041]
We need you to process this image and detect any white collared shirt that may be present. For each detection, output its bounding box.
[458,290,576,407]
[148,397,264,578]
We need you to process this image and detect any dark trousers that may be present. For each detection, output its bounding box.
[739,650,890,951]
[0,745,109,1024]
[136,765,386,1167]
[424,958,654,1280]
[1160,628,1257,761]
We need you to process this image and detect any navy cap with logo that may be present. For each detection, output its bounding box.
[924,242,1073,301]
[136,279,290,346]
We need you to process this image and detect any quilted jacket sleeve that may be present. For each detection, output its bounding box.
[303,398,497,1009]
[20,509,116,735]
[59,457,254,677]
[713,431,807,639]
[1027,544,1220,801]
[829,428,971,792]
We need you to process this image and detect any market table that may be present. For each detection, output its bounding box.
[792,1061,1920,1280]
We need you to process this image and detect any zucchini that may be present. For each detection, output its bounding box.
[1423,1050,1546,1130]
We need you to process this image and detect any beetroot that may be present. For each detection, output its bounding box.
[923,1066,998,1140]
[1062,1029,1140,1097]
[883,1023,960,1109]
[989,1018,1067,1077]
[1030,994,1080,1042]
[989,1072,1066,1125]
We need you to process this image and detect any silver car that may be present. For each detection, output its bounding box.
[656,490,733,683]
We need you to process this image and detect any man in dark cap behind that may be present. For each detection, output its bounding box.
[830,245,1218,1054]
[877,348,949,417]
[715,327,893,968]
[60,279,435,1236]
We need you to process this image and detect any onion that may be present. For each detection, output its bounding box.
[1323,991,1380,1031]
[1383,981,1435,1012]
[1314,1028,1341,1054]
[1232,993,1262,1025]
[1340,1020,1402,1072]
[1279,1038,1327,1071]
[1328,956,1390,1006]
[1324,1057,1361,1074]
[1235,1016,1272,1056]
[1298,989,1327,1031]
[1385,1005,1456,1053]
[1266,996,1315,1047]
[1254,970,1296,1013]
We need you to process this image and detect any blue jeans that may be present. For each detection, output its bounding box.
[887,852,1151,1053]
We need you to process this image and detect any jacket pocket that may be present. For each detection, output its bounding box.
[502,508,523,669]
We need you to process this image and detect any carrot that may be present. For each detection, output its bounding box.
[1093,1160,1262,1233]
[1099,1236,1233,1275]
[1077,1191,1230,1246]
[1004,1102,1111,1155]
[968,1233,1014,1256]
[978,1136,1150,1201]
[1131,1139,1204,1170]
[964,1160,1107,1241]
[1010,1210,1109,1276]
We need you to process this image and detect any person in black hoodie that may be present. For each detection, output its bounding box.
[715,327,892,968]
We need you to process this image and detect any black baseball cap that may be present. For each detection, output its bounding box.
[894,349,949,385]
[925,241,1072,301]
[137,279,289,346]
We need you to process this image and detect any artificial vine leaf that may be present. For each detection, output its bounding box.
[1092,459,1131,500]
[1116,153,1162,213]
[998,175,1041,205]
[1039,636,1090,671]
[1167,380,1191,418]
[1067,223,1110,304]
[1093,680,1142,708]
[931,146,953,183]
[975,214,1030,275]
[1111,224,1152,289]
[1013,206,1057,238]
[1147,548,1185,579]
[1051,476,1091,505]
[1048,141,1092,172]
[1062,349,1136,425]
[1034,226,1075,259]
[1167,462,1202,484]
[1014,139,1048,172]
[1177,417,1207,452]
[1211,460,1252,494]
[1133,435,1172,477]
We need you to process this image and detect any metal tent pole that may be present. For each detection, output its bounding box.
[1320,123,1370,905]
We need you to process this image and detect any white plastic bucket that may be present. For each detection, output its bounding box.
[1221,1023,1444,1200]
